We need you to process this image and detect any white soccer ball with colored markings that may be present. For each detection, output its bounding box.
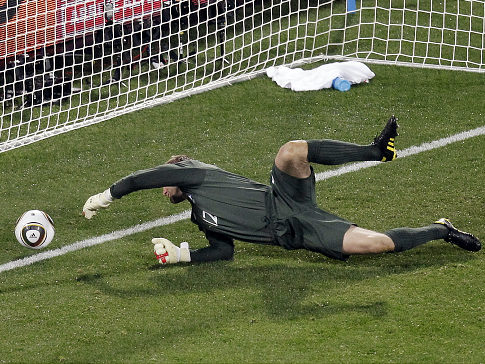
[15,210,55,249]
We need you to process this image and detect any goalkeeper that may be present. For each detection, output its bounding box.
[83,116,481,264]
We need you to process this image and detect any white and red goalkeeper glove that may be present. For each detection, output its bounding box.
[152,238,191,264]
[82,188,113,219]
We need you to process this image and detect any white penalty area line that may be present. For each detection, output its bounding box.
[1,125,484,274]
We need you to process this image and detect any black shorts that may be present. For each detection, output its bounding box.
[267,164,352,261]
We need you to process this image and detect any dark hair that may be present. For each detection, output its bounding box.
[166,154,191,164]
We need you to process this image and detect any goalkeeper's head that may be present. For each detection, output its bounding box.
[166,154,191,164]
[163,155,191,204]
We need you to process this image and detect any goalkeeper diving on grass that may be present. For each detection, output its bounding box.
[83,116,481,264]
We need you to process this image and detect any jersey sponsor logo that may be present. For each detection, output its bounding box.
[202,211,218,226]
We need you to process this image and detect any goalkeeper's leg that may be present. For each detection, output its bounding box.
[342,221,481,254]
[306,115,398,166]
[275,138,383,178]
[275,115,398,178]
[342,225,448,254]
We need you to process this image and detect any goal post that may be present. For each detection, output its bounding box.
[1,0,484,153]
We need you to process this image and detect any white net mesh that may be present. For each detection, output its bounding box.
[1,0,484,152]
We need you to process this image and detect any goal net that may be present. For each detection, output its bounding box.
[1,0,484,152]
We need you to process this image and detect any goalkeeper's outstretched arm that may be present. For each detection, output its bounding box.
[82,162,205,219]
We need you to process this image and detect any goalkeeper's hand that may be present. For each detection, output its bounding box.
[153,238,191,264]
[82,188,113,219]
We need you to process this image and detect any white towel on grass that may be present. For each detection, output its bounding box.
[266,61,375,91]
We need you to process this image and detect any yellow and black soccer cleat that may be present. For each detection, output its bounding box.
[435,218,482,252]
[372,115,399,162]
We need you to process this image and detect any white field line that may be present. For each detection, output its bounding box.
[1,125,484,274]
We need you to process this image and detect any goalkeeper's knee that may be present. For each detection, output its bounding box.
[152,238,191,264]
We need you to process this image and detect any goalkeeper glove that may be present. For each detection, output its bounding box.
[152,238,191,264]
[82,188,113,219]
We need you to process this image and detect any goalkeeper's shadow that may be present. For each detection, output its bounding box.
[63,243,476,321]
[148,245,476,319]
[152,262,391,320]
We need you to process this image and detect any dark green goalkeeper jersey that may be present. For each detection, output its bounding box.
[110,159,274,243]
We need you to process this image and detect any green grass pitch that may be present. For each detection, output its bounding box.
[0,63,484,363]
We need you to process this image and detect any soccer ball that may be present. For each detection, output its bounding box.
[15,210,55,249]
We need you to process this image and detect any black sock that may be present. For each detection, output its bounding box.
[385,224,449,252]
[306,139,381,165]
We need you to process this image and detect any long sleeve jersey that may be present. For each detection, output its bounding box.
[110,159,274,246]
